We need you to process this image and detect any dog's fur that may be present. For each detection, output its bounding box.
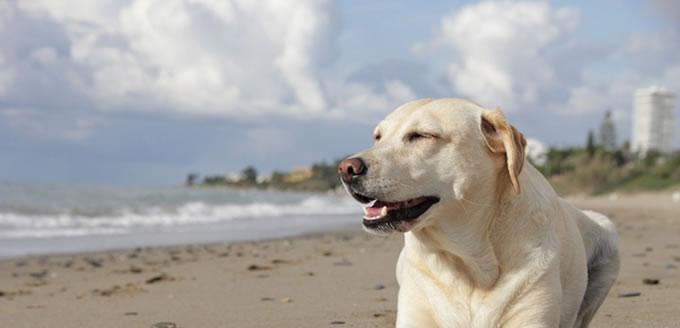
[342,98,619,327]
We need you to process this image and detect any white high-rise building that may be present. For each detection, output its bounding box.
[632,86,676,155]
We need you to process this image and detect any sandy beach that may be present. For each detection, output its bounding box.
[1,194,680,327]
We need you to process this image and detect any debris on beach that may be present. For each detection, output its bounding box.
[280,297,292,303]
[83,257,103,268]
[145,273,175,284]
[92,283,145,297]
[642,278,660,285]
[28,270,48,279]
[333,258,352,266]
[271,258,293,265]
[246,264,271,271]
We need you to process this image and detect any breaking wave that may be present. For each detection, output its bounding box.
[0,195,360,239]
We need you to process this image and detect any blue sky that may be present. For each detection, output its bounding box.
[1,0,679,186]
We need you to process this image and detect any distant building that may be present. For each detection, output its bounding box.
[598,110,617,151]
[284,166,313,183]
[225,172,241,183]
[632,86,676,155]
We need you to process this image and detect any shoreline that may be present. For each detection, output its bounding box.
[1,195,680,327]
[0,225,362,262]
[0,219,361,261]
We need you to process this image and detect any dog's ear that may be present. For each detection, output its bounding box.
[480,109,527,194]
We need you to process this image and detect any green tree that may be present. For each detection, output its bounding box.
[586,130,596,158]
[241,166,258,184]
[185,173,199,186]
[598,110,617,151]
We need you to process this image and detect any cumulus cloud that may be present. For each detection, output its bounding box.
[327,79,417,120]
[2,0,676,145]
[1,0,423,126]
[3,0,338,118]
[525,137,548,166]
[429,1,578,111]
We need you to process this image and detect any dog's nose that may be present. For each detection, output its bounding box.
[338,157,366,183]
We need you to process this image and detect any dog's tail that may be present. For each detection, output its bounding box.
[574,211,620,328]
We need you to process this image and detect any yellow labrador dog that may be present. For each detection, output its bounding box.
[338,98,619,328]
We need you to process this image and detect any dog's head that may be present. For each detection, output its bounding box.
[338,98,527,234]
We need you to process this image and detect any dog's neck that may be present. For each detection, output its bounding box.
[405,170,537,289]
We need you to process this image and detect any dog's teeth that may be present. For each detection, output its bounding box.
[364,199,377,208]
[380,206,387,217]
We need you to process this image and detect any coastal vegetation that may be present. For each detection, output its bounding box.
[188,146,680,195]
[188,113,680,195]
[191,160,343,192]
[535,146,680,195]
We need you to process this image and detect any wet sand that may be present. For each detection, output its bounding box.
[1,194,679,327]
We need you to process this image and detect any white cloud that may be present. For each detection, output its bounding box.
[385,80,416,102]
[430,0,578,111]
[526,137,548,166]
[4,0,675,141]
[560,70,635,116]
[29,47,58,65]
[13,0,335,117]
[327,79,417,120]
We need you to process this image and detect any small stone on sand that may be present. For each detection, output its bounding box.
[146,273,174,284]
[84,258,102,268]
[333,259,352,266]
[247,264,271,271]
[271,259,290,264]
[643,278,660,285]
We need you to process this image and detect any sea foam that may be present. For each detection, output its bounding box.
[0,195,360,239]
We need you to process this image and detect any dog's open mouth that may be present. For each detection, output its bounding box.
[360,196,439,229]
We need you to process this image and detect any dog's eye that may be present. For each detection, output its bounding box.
[407,133,423,142]
[374,134,381,142]
[406,132,435,142]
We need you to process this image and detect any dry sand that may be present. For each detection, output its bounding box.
[1,194,680,327]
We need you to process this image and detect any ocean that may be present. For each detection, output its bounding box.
[0,182,361,259]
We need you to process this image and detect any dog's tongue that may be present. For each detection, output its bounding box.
[361,198,428,220]
[363,205,388,220]
[364,206,384,217]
